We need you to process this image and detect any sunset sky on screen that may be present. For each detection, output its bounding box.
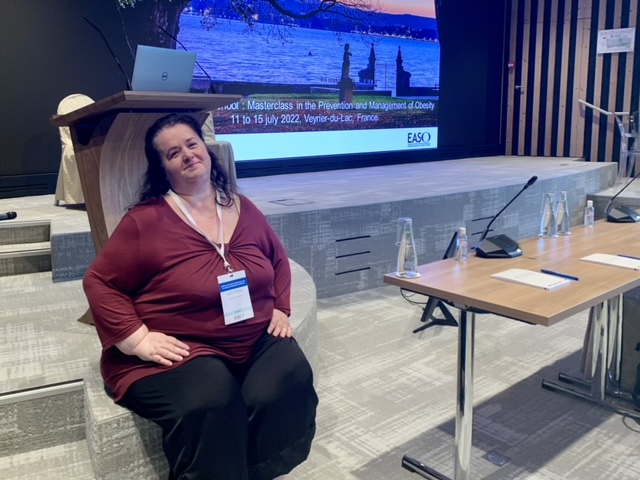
[379,0,436,18]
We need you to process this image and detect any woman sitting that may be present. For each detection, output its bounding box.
[83,113,318,480]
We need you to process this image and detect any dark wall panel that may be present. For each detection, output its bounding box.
[437,0,506,148]
[0,2,132,179]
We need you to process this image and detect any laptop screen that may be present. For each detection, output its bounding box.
[131,45,196,93]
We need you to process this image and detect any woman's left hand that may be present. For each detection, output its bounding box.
[268,308,292,338]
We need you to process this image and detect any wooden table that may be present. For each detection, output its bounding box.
[384,220,640,480]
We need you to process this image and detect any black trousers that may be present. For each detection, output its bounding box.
[121,333,318,480]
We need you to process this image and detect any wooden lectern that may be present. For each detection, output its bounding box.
[50,91,241,324]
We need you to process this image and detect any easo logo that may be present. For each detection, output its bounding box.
[407,131,431,147]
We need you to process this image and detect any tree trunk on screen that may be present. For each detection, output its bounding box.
[116,0,191,57]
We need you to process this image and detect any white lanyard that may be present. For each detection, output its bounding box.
[168,190,232,272]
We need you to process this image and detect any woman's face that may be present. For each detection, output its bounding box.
[153,123,211,192]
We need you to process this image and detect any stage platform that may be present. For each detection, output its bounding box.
[0,155,618,296]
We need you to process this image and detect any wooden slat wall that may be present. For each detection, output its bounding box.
[505,0,640,166]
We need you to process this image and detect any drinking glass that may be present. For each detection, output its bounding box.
[395,217,420,278]
[539,192,559,238]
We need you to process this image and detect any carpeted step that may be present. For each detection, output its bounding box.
[0,244,52,277]
[0,380,85,459]
[0,220,50,246]
[0,440,94,480]
[0,220,52,277]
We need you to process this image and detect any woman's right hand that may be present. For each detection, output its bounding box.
[130,331,190,367]
[116,325,190,366]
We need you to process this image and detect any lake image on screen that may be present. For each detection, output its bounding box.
[178,15,440,95]
[175,5,440,156]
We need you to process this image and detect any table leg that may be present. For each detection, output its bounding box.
[402,310,476,480]
[606,296,623,393]
[542,296,640,417]
[592,301,608,401]
[455,311,474,480]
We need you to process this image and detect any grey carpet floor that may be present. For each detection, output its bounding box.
[292,286,640,480]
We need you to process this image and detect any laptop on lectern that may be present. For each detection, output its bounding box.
[131,45,196,93]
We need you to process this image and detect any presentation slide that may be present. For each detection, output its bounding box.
[177,0,440,162]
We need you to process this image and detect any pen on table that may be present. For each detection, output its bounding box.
[618,254,640,261]
[540,269,579,282]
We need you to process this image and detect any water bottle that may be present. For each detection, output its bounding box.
[455,227,468,261]
[555,190,571,235]
[539,192,558,238]
[395,217,420,278]
[584,200,595,227]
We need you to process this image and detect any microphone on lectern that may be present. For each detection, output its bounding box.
[84,17,132,90]
[605,169,640,223]
[158,25,216,94]
[475,175,538,259]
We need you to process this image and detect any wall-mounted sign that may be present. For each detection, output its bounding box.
[597,28,635,54]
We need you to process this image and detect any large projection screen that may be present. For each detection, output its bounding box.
[176,0,440,163]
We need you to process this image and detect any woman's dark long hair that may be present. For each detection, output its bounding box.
[140,113,235,206]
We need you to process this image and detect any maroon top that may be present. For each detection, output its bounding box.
[83,195,291,402]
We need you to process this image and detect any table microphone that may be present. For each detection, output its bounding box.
[0,212,17,221]
[159,25,216,94]
[605,169,640,223]
[475,175,538,259]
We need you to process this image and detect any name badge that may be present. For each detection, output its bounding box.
[218,270,254,325]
